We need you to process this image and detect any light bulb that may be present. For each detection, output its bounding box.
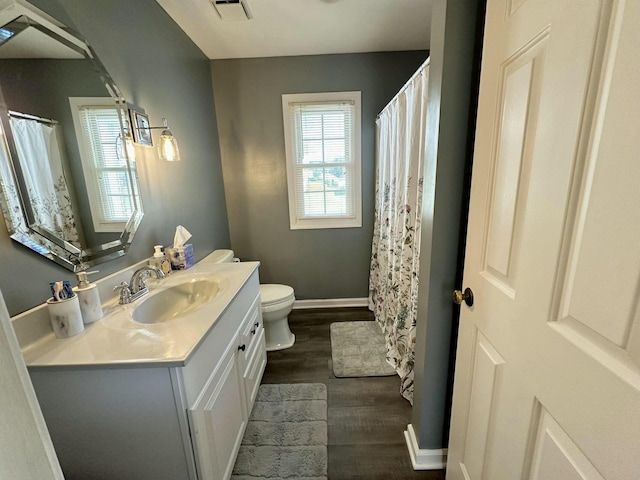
[158,128,180,161]
[124,135,136,162]
[117,134,136,162]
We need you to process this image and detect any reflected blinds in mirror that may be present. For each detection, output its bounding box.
[77,106,135,231]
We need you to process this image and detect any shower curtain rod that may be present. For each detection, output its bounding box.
[8,110,59,126]
[376,57,431,120]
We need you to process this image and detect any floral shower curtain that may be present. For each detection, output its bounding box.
[369,61,429,404]
[0,123,27,235]
[9,117,79,245]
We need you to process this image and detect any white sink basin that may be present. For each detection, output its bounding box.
[132,278,224,324]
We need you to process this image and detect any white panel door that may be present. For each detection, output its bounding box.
[447,0,640,479]
[0,293,63,479]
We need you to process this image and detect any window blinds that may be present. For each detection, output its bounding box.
[78,106,134,224]
[289,101,355,219]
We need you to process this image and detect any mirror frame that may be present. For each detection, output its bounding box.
[0,0,143,271]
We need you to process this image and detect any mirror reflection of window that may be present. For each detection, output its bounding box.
[69,98,138,233]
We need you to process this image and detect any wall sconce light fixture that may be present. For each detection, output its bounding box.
[131,113,181,162]
[157,118,180,162]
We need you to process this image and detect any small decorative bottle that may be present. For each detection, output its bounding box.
[72,270,103,324]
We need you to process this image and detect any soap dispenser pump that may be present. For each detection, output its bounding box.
[73,270,103,324]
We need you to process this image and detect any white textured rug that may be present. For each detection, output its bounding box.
[330,321,396,377]
[231,383,327,480]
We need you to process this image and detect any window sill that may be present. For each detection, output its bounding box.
[289,217,362,230]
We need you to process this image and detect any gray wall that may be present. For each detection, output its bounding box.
[411,0,482,449]
[0,0,230,316]
[211,52,428,299]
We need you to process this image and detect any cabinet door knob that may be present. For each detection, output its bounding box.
[255,322,259,328]
[251,328,256,335]
[238,344,246,352]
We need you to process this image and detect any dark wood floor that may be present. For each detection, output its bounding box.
[261,307,445,480]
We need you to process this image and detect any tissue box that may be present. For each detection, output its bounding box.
[165,244,195,270]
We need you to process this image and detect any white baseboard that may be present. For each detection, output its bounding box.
[292,298,369,309]
[404,424,447,470]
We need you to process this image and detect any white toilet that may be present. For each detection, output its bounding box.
[259,284,295,351]
[203,250,296,351]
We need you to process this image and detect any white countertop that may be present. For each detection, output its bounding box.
[21,261,260,370]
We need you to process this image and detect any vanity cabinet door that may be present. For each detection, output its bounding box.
[238,296,267,412]
[238,296,261,364]
[243,327,266,412]
[188,338,247,480]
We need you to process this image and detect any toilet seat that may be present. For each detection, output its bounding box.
[260,284,295,309]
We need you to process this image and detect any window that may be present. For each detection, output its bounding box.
[282,91,361,229]
[69,97,138,233]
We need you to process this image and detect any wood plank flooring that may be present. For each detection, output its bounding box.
[261,307,446,480]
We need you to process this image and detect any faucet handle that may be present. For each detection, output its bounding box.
[113,282,132,304]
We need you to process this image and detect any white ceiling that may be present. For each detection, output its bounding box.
[156,0,431,60]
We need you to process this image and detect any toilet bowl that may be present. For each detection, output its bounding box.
[202,250,296,351]
[260,284,295,351]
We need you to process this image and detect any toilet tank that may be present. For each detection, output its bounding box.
[201,249,234,264]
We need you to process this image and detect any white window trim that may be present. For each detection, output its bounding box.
[282,91,362,230]
[69,97,130,233]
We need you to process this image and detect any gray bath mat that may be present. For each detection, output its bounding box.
[232,383,327,480]
[330,321,397,377]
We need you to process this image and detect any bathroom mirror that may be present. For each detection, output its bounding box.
[0,0,143,271]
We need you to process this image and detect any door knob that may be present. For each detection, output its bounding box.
[453,287,474,307]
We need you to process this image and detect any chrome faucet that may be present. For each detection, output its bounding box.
[114,265,165,304]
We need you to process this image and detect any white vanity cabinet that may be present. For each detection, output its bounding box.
[183,294,266,480]
[27,266,266,480]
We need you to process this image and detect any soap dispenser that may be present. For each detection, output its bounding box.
[73,270,103,324]
[150,245,172,275]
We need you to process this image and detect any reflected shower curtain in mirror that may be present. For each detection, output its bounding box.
[369,61,429,404]
[9,117,79,246]
[0,123,27,234]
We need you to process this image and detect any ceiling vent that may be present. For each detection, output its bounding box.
[211,0,252,21]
